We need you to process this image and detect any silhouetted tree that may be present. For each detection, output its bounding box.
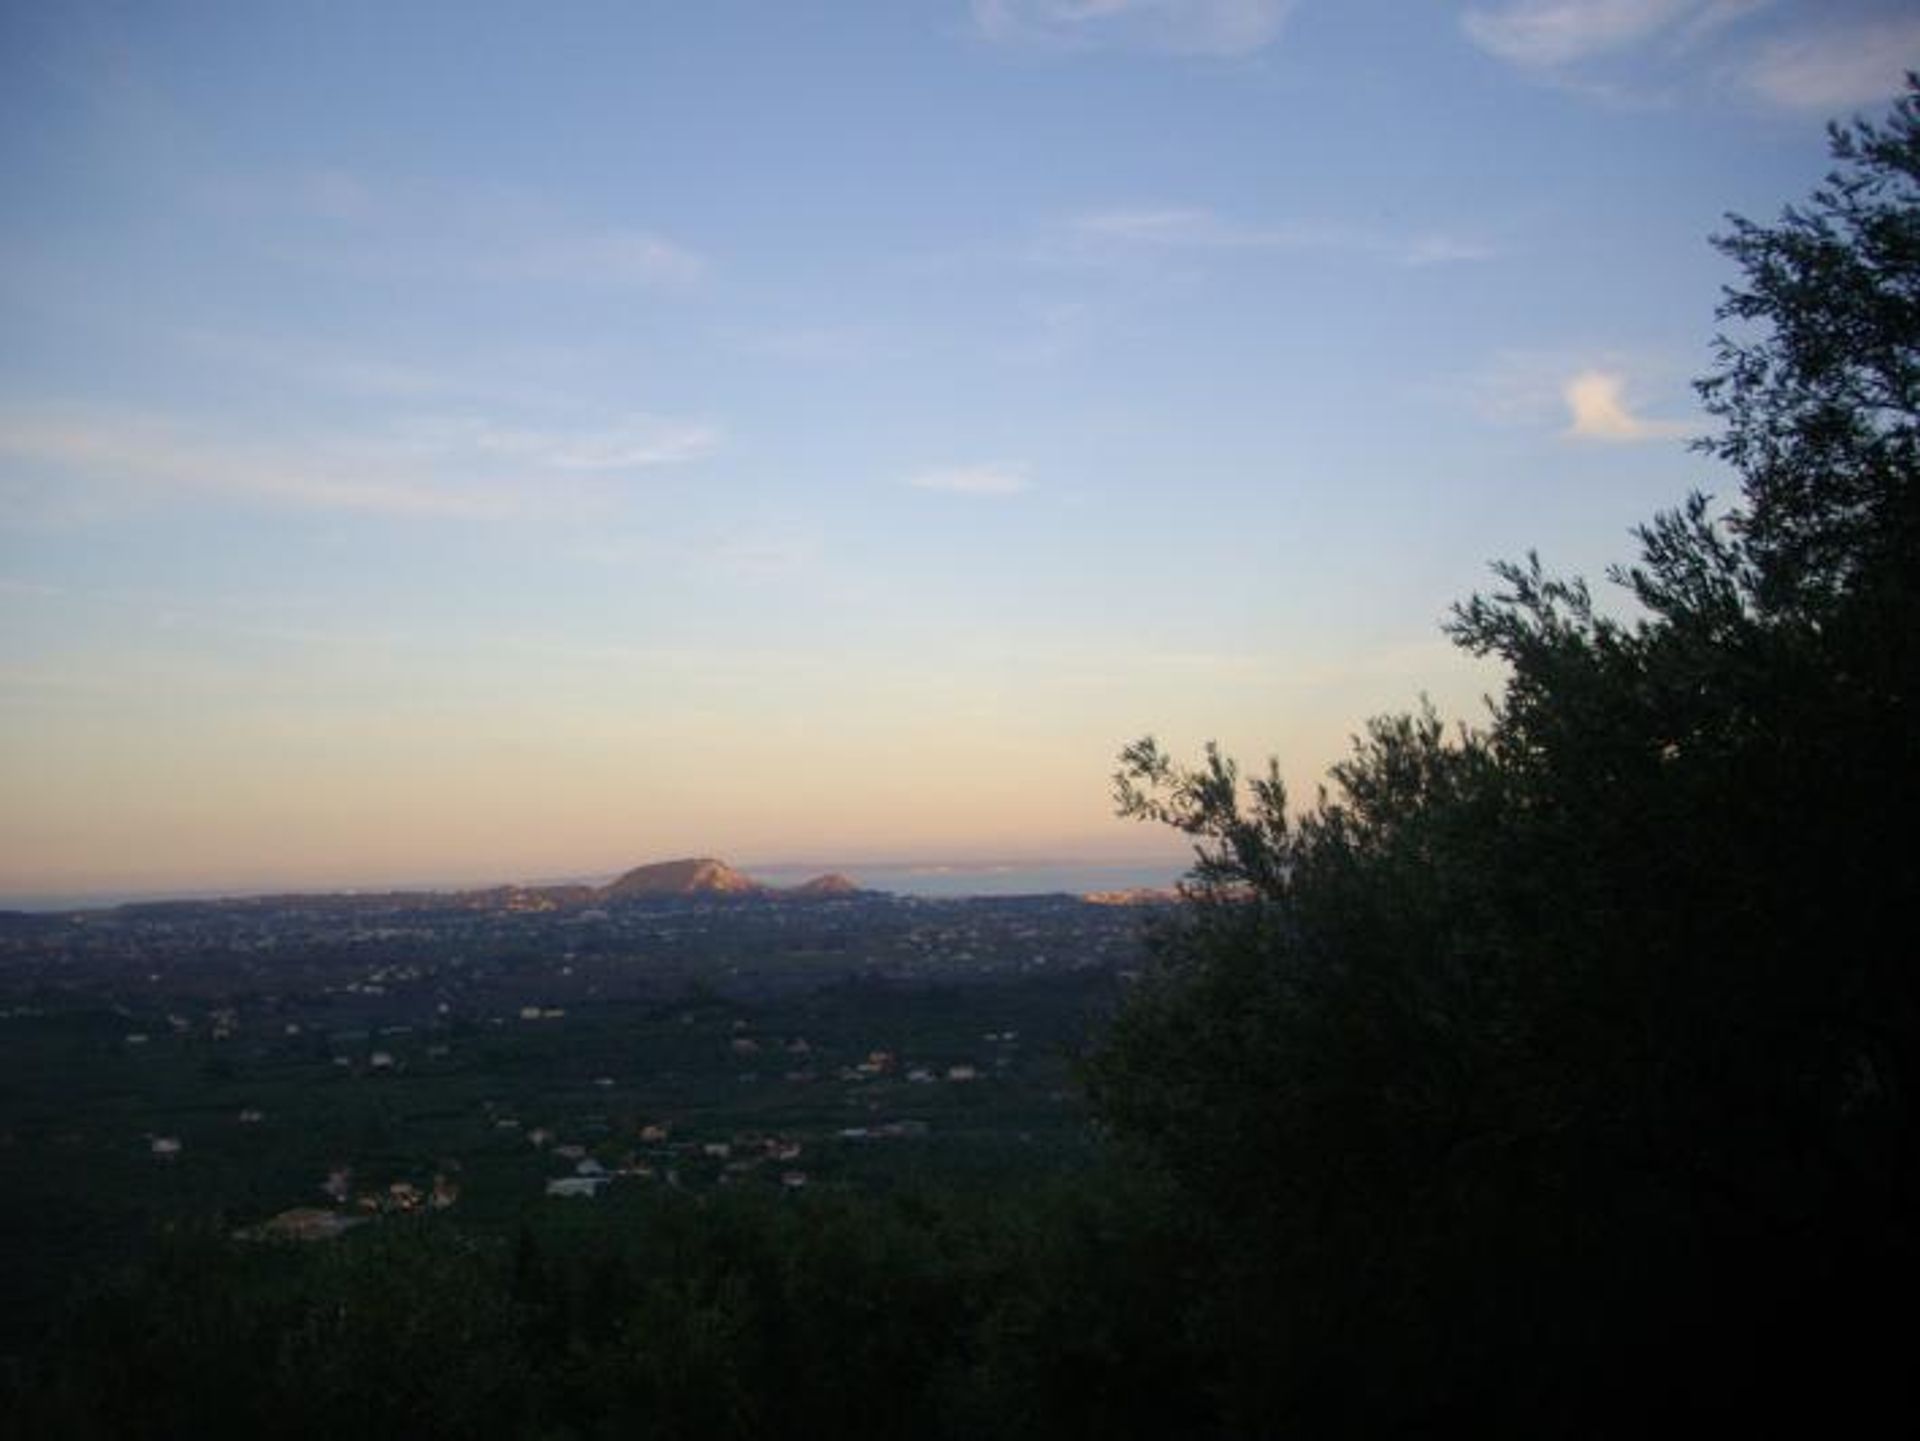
[1090,81,1920,1436]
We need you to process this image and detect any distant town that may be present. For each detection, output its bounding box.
[0,854,1171,1356]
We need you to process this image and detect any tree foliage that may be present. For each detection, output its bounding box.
[1090,83,1920,1435]
[5,1182,1209,1441]
[1700,89,1920,613]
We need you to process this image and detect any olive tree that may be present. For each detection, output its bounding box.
[1089,82,1920,1436]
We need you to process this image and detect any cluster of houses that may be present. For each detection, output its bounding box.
[230,1163,461,1243]
[535,1120,823,1198]
[313,1161,462,1214]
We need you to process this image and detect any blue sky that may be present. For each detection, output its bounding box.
[3,0,1916,896]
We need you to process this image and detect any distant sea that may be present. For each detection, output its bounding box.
[749,860,1191,899]
[1,860,1194,913]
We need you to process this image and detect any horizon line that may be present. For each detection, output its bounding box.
[0,851,1196,913]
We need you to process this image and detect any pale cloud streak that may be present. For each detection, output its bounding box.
[0,405,721,519]
[706,528,825,579]
[971,0,1295,57]
[1067,206,1497,267]
[1740,16,1920,110]
[172,328,469,403]
[736,327,891,364]
[0,411,510,518]
[426,414,721,471]
[0,576,64,600]
[485,228,706,288]
[1462,0,1704,69]
[1670,0,1775,53]
[907,464,1031,495]
[1461,1,1917,113]
[169,328,633,416]
[1075,207,1251,244]
[213,169,708,290]
[1562,369,1690,441]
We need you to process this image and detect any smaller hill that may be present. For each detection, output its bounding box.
[1081,886,1180,907]
[786,872,861,897]
[457,884,598,912]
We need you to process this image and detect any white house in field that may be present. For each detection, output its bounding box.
[545,1175,612,1199]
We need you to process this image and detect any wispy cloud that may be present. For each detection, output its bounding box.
[413,414,720,471]
[1000,299,1096,365]
[971,0,1295,57]
[168,328,629,416]
[0,404,721,520]
[0,411,510,518]
[1462,0,1704,69]
[210,169,708,290]
[291,167,379,223]
[0,576,64,599]
[1739,16,1920,110]
[1067,206,1498,267]
[1460,1,1917,113]
[1562,369,1690,441]
[484,228,706,288]
[1670,0,1775,54]
[172,328,468,403]
[1075,207,1245,244]
[706,528,825,579]
[907,464,1031,495]
[734,326,897,364]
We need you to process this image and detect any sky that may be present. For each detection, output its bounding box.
[3,0,1917,899]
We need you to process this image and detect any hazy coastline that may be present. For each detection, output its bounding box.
[0,858,1190,913]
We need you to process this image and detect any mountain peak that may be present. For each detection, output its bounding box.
[600,857,764,899]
